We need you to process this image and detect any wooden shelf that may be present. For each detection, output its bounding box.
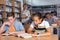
[14,6,21,9]
[0,0,21,26]
[6,5,13,8]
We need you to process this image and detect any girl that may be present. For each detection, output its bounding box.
[27,12,51,36]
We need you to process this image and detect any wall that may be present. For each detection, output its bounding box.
[26,0,60,6]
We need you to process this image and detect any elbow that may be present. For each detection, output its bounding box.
[46,31,52,36]
[47,32,51,36]
[27,29,33,34]
[27,29,29,33]
[27,29,30,33]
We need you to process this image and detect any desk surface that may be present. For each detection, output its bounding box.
[0,35,58,40]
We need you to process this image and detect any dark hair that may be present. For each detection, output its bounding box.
[7,12,15,18]
[51,11,55,13]
[45,12,51,16]
[44,12,51,18]
[32,12,42,19]
[23,3,28,7]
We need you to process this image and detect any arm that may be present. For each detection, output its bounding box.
[27,22,34,34]
[31,21,51,36]
[27,27,34,34]
[27,23,51,36]
[0,22,10,34]
[0,24,5,34]
[31,27,51,37]
[7,29,25,34]
[0,22,7,34]
[39,21,51,36]
[40,27,51,36]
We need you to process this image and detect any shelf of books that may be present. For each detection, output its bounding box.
[0,0,21,27]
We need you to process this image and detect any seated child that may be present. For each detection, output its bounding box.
[27,12,51,36]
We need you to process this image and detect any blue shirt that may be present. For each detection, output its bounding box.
[4,20,24,32]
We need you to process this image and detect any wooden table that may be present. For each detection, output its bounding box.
[0,35,58,40]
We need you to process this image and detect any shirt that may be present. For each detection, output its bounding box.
[30,20,50,29]
[30,20,50,33]
[8,25,15,32]
[4,20,24,32]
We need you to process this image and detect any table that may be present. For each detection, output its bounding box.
[57,27,60,40]
[0,35,58,40]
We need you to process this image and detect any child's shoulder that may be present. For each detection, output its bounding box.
[42,20,49,23]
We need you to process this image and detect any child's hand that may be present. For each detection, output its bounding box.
[31,32,40,37]
[3,22,11,26]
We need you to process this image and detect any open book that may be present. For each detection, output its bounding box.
[2,33,10,36]
[17,33,32,38]
[2,33,15,36]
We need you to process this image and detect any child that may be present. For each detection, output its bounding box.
[27,12,51,36]
[44,13,54,26]
[21,4,30,24]
[0,13,25,34]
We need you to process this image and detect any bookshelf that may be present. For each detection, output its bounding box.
[0,0,22,26]
[31,5,57,16]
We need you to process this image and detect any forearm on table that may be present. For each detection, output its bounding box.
[40,27,51,36]
[9,30,25,34]
[40,32,51,36]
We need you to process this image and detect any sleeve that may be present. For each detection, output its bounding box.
[4,25,8,31]
[44,21,50,28]
[30,22,34,28]
[28,10,30,17]
[26,10,30,17]
[18,22,25,30]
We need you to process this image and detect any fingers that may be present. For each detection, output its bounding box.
[3,22,11,26]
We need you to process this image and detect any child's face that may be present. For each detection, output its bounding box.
[23,5,27,10]
[8,16,15,23]
[32,16,42,25]
[46,14,51,18]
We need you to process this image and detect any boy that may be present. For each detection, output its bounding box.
[0,13,25,34]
